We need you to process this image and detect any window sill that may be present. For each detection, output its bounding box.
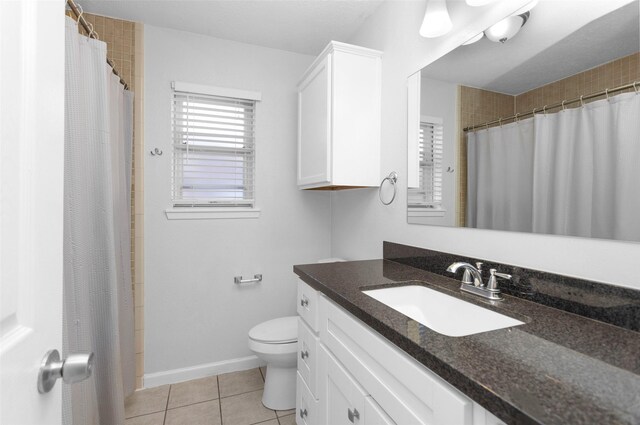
[165,207,261,220]
[407,207,447,218]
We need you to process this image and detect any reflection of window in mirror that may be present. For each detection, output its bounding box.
[409,117,443,211]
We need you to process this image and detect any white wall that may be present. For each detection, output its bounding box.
[144,25,330,383]
[415,76,457,227]
[332,0,640,290]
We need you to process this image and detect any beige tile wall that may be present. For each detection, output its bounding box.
[515,52,640,114]
[457,51,639,227]
[68,11,145,389]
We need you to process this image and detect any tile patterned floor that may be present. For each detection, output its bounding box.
[125,367,295,425]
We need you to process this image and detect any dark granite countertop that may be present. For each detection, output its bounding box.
[293,259,640,425]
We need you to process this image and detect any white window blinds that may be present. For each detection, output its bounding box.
[408,119,443,208]
[171,83,258,207]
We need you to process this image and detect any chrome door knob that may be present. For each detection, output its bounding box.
[37,349,94,394]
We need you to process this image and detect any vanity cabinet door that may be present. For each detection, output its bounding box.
[320,345,367,425]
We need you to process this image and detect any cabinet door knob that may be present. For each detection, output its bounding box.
[300,298,309,307]
[299,408,308,419]
[300,350,309,360]
[348,408,360,422]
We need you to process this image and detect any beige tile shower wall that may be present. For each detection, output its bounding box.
[68,11,144,389]
[457,86,515,227]
[515,52,640,114]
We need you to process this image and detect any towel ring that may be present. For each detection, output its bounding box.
[379,171,398,206]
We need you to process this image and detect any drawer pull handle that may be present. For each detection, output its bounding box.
[300,350,309,360]
[300,298,309,307]
[299,408,308,419]
[348,408,360,422]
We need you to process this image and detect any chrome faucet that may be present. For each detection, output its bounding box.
[447,262,511,301]
[447,262,483,287]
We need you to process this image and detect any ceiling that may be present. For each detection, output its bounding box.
[80,0,384,56]
[422,0,640,95]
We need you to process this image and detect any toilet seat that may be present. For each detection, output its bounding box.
[248,316,297,344]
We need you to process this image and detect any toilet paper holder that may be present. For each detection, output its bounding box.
[234,274,263,284]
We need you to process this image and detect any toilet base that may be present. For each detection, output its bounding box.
[262,364,296,410]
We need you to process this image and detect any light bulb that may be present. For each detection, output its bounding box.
[419,0,453,38]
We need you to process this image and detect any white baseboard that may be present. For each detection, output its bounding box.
[143,355,265,388]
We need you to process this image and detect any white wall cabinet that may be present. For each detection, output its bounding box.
[295,279,506,425]
[297,42,382,190]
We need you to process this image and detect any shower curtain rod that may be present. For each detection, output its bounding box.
[66,0,129,90]
[463,80,639,132]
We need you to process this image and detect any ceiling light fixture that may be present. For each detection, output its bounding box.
[485,11,530,43]
[419,0,453,38]
[465,0,499,6]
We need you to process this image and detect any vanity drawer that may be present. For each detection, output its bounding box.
[297,279,319,332]
[296,372,318,425]
[297,318,319,398]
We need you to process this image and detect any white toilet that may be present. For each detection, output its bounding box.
[248,316,298,410]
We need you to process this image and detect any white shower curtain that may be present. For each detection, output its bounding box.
[467,118,535,232]
[467,92,640,241]
[63,16,135,425]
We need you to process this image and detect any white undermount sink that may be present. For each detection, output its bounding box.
[362,284,524,337]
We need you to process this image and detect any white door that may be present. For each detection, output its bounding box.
[1,1,66,424]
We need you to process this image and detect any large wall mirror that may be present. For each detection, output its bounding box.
[407,0,640,243]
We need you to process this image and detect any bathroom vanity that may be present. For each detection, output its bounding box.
[293,243,640,425]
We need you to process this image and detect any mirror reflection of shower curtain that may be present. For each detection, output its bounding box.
[467,92,640,241]
[63,17,135,425]
[467,119,534,232]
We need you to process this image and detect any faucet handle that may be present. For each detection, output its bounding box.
[487,269,511,290]
[475,262,483,272]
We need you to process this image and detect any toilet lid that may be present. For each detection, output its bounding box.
[249,316,298,344]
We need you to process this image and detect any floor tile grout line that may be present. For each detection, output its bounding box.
[219,387,265,400]
[162,385,171,425]
[217,375,224,425]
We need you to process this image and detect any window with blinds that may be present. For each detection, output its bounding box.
[171,83,258,208]
[408,119,443,209]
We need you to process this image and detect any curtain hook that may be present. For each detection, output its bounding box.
[515,113,520,123]
[561,100,566,111]
[532,108,537,117]
[543,105,548,116]
[87,22,95,38]
[484,122,489,131]
[499,117,502,127]
[76,3,84,22]
[605,89,610,101]
[634,81,639,95]
[580,95,585,107]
